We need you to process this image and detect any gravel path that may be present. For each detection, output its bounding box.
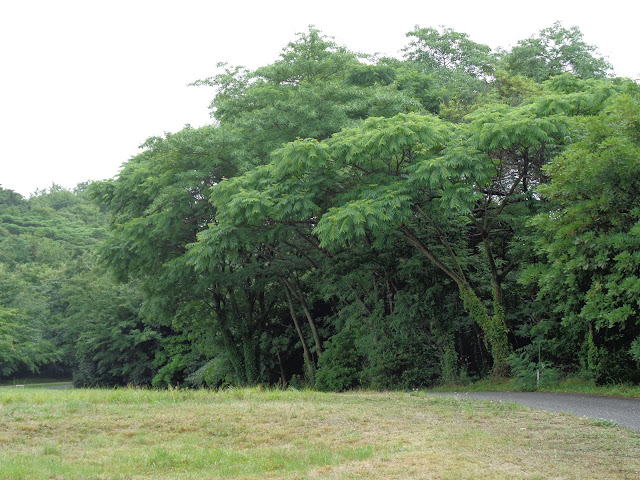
[427,391,640,431]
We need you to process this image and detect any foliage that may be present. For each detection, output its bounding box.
[63,269,158,387]
[0,186,103,378]
[404,26,495,78]
[0,185,158,384]
[508,350,560,391]
[403,26,496,115]
[502,22,612,82]
[525,81,640,384]
[0,305,58,376]
[315,328,364,391]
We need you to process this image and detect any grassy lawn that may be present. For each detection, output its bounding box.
[0,388,638,479]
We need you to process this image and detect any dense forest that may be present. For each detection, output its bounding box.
[2,23,639,389]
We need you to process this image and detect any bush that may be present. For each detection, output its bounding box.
[508,350,559,391]
[315,328,364,391]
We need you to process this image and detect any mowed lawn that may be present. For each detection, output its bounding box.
[0,388,638,479]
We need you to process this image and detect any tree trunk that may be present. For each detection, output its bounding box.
[285,276,323,356]
[459,286,510,376]
[282,279,315,375]
[276,351,287,387]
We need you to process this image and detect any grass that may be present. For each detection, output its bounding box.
[429,376,640,398]
[0,388,639,479]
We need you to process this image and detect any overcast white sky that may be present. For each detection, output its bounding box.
[1,0,637,197]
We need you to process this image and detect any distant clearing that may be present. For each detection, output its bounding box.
[0,388,638,479]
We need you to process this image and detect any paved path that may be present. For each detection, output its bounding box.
[0,383,73,390]
[427,392,640,431]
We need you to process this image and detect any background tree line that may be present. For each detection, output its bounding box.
[2,22,639,389]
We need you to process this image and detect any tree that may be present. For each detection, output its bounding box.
[0,304,59,376]
[0,185,116,379]
[502,22,612,83]
[402,26,497,118]
[525,81,640,383]
[193,27,422,164]
[94,27,434,386]
[62,268,158,387]
[404,26,495,78]
[209,113,502,373]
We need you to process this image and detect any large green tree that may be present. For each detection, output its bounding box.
[94,27,430,386]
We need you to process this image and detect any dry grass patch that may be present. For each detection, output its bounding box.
[0,388,638,479]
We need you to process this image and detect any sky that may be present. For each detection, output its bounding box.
[1,0,638,197]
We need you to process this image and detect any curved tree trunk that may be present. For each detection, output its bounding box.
[401,225,511,376]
